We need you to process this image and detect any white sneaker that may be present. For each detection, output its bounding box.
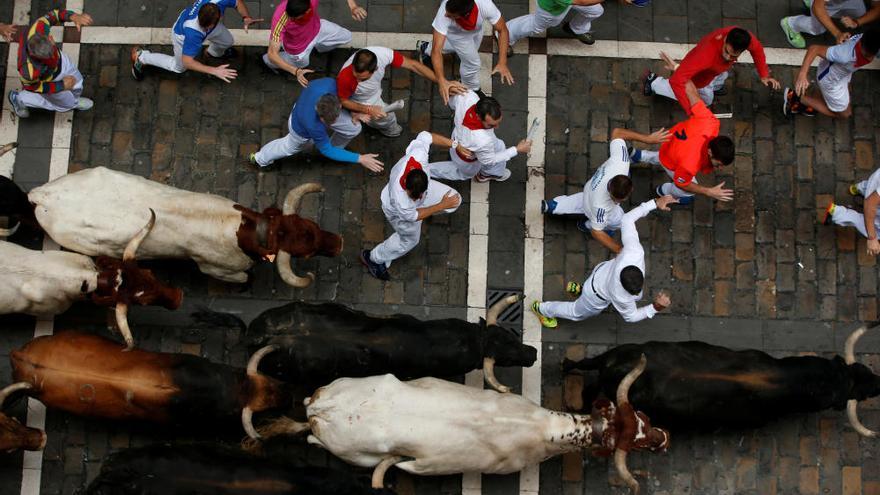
[474,169,511,182]
[75,97,94,111]
[381,123,403,138]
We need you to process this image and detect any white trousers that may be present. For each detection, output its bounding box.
[18,53,83,112]
[551,192,624,231]
[507,2,603,44]
[253,109,360,167]
[430,138,510,181]
[540,272,609,321]
[831,176,880,237]
[639,150,698,199]
[370,183,461,266]
[651,71,729,107]
[139,23,234,73]
[333,92,400,144]
[262,19,352,69]
[789,0,866,35]
[427,29,483,90]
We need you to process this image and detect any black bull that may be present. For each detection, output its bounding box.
[245,297,537,392]
[564,328,880,434]
[84,443,395,495]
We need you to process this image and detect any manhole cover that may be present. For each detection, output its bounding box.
[486,288,523,328]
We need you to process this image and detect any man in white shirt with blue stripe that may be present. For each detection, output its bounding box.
[531,195,676,328]
[130,0,261,82]
[542,126,669,253]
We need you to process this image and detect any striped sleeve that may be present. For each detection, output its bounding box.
[271,12,288,43]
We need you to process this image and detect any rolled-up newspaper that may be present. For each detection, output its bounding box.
[382,98,407,113]
[713,113,733,119]
[526,118,541,141]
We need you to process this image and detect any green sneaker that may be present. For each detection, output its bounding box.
[531,301,558,329]
[780,17,806,49]
[849,184,861,196]
[565,281,582,297]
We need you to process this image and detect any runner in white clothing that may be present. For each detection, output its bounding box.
[784,29,879,119]
[780,0,880,48]
[542,126,670,253]
[531,195,676,328]
[360,132,462,281]
[429,90,532,183]
[506,0,615,47]
[824,167,880,256]
[417,0,513,103]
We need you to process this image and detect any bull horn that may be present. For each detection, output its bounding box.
[282,183,324,215]
[0,142,17,157]
[371,455,409,489]
[486,294,521,327]
[114,303,135,351]
[847,399,877,438]
[616,354,648,407]
[242,407,260,440]
[247,345,278,376]
[0,382,32,407]
[844,326,867,365]
[123,209,156,261]
[0,221,19,237]
[275,251,315,288]
[483,357,510,393]
[614,449,640,494]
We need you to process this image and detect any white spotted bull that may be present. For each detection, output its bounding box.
[1,167,342,288]
[249,357,669,494]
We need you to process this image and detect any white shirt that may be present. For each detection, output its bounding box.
[590,200,658,322]
[583,138,631,229]
[432,0,502,36]
[338,46,404,103]
[381,132,435,223]
[449,91,518,166]
[818,33,868,86]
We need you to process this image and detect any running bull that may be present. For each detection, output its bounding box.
[0,211,182,349]
[564,327,879,437]
[0,166,342,287]
[248,295,537,393]
[8,331,292,444]
[84,443,394,495]
[250,357,669,494]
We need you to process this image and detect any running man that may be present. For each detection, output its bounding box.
[824,167,880,256]
[780,0,880,48]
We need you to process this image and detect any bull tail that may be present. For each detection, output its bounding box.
[190,309,247,333]
[563,356,603,372]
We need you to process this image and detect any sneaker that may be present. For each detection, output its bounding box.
[541,199,557,214]
[381,123,403,138]
[215,47,238,59]
[416,41,431,66]
[475,89,488,99]
[360,249,390,281]
[75,97,94,111]
[131,46,145,81]
[642,71,657,97]
[849,184,861,196]
[531,301,558,329]
[7,90,28,118]
[383,98,406,113]
[676,195,694,206]
[655,185,665,198]
[566,281,582,297]
[474,169,511,183]
[780,17,806,49]
[258,53,280,74]
[782,87,795,116]
[822,202,836,226]
[713,86,728,96]
[562,22,595,45]
[576,218,590,233]
[630,147,643,163]
[790,100,817,117]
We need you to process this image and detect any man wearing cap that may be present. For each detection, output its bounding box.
[361,131,462,281]
[8,9,94,118]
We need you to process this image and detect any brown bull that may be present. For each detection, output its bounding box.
[0,383,45,453]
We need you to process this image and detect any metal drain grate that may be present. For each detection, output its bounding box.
[486,288,524,327]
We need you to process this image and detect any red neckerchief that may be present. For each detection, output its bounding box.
[293,8,314,25]
[453,4,480,31]
[399,156,423,189]
[462,105,486,130]
[854,40,872,68]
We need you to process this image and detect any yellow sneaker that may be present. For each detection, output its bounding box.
[849,184,861,196]
[531,301,557,329]
[822,203,836,226]
[566,281,582,297]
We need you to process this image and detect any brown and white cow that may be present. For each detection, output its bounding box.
[250,356,668,494]
[2,167,342,287]
[0,211,182,349]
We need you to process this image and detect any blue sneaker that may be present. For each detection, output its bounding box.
[576,218,589,233]
[360,249,390,281]
[7,90,28,118]
[630,148,642,163]
[541,199,557,214]
[677,196,694,206]
[655,185,664,198]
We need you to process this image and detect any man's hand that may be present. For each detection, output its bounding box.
[647,127,671,144]
[659,51,679,72]
[760,77,781,90]
[653,291,671,311]
[212,64,238,83]
[295,67,314,87]
[655,194,679,211]
[795,73,810,97]
[366,105,387,119]
[447,80,468,97]
[351,112,372,125]
[62,75,76,90]
[358,153,384,173]
[242,16,264,32]
[841,16,859,29]
[706,181,734,202]
[492,62,515,85]
[455,144,474,160]
[515,139,532,154]
[0,23,16,42]
[70,13,93,31]
[438,78,455,105]
[835,30,852,44]
[438,191,461,210]
[868,238,880,256]
[349,3,368,20]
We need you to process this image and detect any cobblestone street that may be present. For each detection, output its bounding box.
[0,0,879,494]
